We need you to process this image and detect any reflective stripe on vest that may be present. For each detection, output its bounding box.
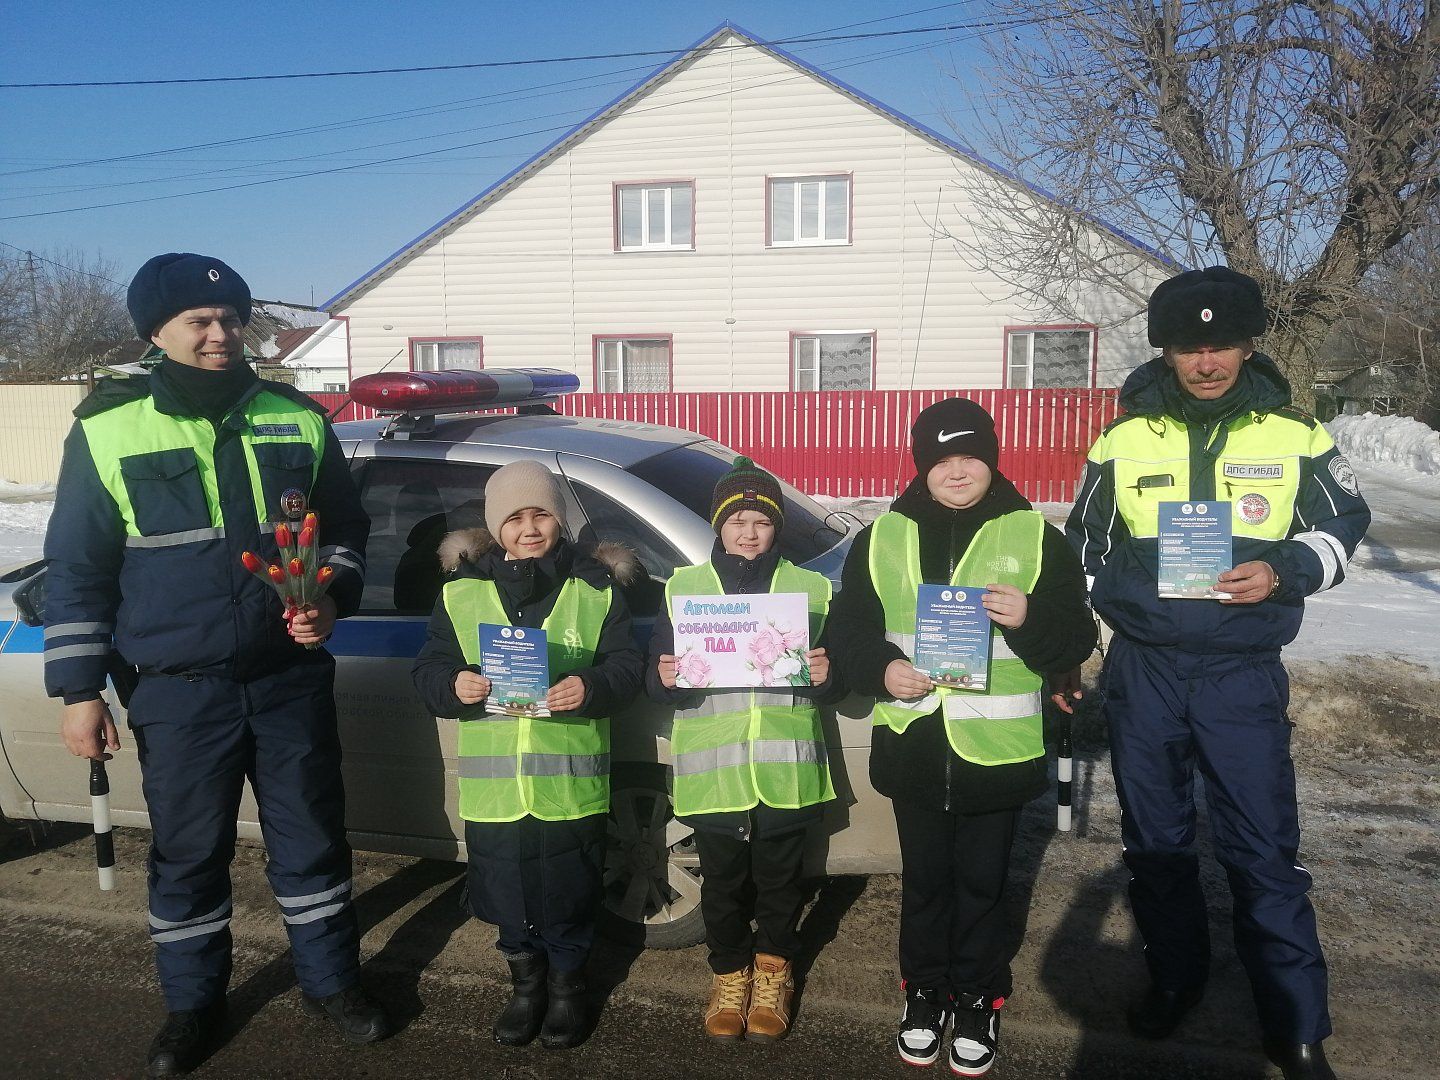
[868,510,1046,766]
[80,389,325,542]
[443,575,612,823]
[663,560,835,816]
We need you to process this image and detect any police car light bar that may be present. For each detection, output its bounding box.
[349,367,580,415]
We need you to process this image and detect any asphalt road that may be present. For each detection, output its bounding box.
[2,810,1418,1080]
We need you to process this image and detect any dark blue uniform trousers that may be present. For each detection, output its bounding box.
[1103,635,1331,1044]
[130,658,359,1012]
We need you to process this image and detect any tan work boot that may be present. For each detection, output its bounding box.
[703,966,751,1041]
[745,953,795,1042]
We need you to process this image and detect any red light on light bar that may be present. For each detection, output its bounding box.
[349,367,579,413]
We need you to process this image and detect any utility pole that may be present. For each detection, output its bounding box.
[25,251,40,375]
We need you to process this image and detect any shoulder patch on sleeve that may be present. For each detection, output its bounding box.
[1328,454,1360,497]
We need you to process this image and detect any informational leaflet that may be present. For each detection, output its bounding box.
[1157,501,1233,599]
[479,623,551,716]
[913,584,992,691]
[670,592,812,689]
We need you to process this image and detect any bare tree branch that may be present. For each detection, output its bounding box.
[944,0,1440,408]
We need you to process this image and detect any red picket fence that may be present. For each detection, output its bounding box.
[314,388,1120,504]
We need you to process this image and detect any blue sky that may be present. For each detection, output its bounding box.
[1,2,1006,306]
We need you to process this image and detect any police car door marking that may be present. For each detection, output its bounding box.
[1328,455,1360,497]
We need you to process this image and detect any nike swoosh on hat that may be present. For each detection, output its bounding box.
[937,429,975,442]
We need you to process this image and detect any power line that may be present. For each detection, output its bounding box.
[0,19,1021,89]
[0,240,126,286]
[0,26,992,222]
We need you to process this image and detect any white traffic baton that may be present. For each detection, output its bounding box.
[1057,718,1073,832]
[90,760,115,891]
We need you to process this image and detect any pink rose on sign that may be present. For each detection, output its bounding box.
[675,650,714,689]
[749,626,786,669]
[780,623,808,651]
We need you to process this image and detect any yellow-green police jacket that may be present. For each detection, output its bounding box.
[1066,355,1370,653]
[43,362,369,698]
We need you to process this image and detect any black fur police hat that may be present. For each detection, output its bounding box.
[1147,266,1267,348]
[910,398,1000,474]
[127,252,252,341]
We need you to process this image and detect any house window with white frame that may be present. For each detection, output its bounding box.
[770,175,850,246]
[792,332,874,390]
[412,338,482,372]
[616,183,693,250]
[1005,327,1095,388]
[595,337,672,392]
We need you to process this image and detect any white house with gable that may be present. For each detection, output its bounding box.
[323,24,1172,392]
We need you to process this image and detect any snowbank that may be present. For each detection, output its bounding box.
[1326,412,1440,475]
[0,479,55,500]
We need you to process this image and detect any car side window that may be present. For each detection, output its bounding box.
[354,459,496,615]
[570,481,681,618]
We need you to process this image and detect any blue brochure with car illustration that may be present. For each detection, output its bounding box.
[913,584,991,691]
[1157,501,1233,599]
[479,624,551,716]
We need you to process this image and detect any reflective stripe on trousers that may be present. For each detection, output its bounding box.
[274,878,353,926]
[148,899,233,944]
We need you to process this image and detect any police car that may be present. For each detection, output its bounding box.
[0,368,904,948]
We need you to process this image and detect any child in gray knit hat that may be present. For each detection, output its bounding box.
[410,457,642,1051]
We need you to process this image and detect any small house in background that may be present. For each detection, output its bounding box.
[276,319,350,393]
[323,24,1172,392]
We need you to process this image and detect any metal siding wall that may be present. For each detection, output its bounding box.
[0,383,89,485]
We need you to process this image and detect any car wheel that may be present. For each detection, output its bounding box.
[600,762,705,949]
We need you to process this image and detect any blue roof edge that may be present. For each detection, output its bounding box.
[322,21,1180,310]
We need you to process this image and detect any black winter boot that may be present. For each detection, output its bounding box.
[493,952,548,1046]
[300,984,391,1044]
[538,967,589,1049]
[145,999,226,1077]
[1126,982,1204,1039]
[1263,1039,1338,1080]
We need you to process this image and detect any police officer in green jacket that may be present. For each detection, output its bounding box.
[1066,267,1369,1080]
[45,253,388,1076]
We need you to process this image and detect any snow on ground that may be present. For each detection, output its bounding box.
[0,483,52,568]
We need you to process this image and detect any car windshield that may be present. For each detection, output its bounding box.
[627,441,845,563]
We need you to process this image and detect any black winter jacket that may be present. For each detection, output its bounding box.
[827,473,1096,814]
[410,530,644,723]
[646,540,847,840]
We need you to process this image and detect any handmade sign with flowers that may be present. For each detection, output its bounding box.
[670,592,812,689]
[240,510,336,650]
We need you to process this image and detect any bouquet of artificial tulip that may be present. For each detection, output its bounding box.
[240,511,335,648]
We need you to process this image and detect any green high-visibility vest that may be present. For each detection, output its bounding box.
[80,389,326,546]
[869,510,1046,766]
[664,560,835,817]
[443,576,612,823]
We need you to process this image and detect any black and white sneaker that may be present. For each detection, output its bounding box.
[896,984,950,1067]
[949,992,1001,1077]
